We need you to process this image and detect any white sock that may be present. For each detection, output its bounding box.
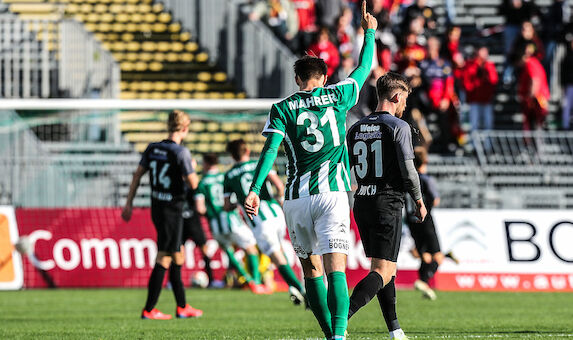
[390,328,406,339]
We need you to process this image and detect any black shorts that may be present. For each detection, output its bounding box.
[353,194,404,262]
[151,200,184,253]
[182,207,207,247]
[408,213,441,255]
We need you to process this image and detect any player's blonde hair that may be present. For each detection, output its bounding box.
[167,110,190,133]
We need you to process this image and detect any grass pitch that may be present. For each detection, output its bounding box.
[1,288,572,339]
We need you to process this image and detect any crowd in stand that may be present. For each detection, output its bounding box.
[248,0,573,154]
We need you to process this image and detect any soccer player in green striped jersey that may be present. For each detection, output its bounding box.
[194,154,268,295]
[244,2,378,338]
[224,140,306,305]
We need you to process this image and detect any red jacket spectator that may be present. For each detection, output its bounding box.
[463,56,499,104]
[518,56,550,130]
[394,33,426,72]
[291,0,316,33]
[308,28,340,77]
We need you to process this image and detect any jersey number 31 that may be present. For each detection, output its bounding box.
[297,107,340,153]
[352,140,383,179]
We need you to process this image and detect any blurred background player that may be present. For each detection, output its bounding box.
[182,184,218,288]
[244,3,378,338]
[121,110,203,320]
[224,139,306,306]
[347,72,426,340]
[194,153,269,294]
[406,146,442,301]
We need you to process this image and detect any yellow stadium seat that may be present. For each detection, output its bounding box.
[171,42,183,52]
[130,13,143,23]
[165,92,177,99]
[134,61,148,72]
[120,81,129,90]
[66,3,80,13]
[139,23,151,32]
[169,23,181,33]
[223,92,236,99]
[125,23,138,32]
[112,23,125,32]
[139,52,152,61]
[121,33,134,41]
[80,4,93,13]
[115,13,129,23]
[197,72,212,82]
[196,52,208,63]
[158,12,171,23]
[166,53,178,62]
[120,91,137,99]
[167,82,181,92]
[185,42,198,52]
[137,92,151,99]
[180,32,191,42]
[152,23,167,33]
[126,53,139,61]
[180,53,194,62]
[127,82,140,91]
[153,53,165,62]
[125,4,137,13]
[195,82,208,92]
[189,122,205,132]
[144,13,156,23]
[126,41,141,51]
[157,41,170,52]
[179,92,192,99]
[149,62,163,71]
[214,72,227,82]
[112,41,125,51]
[120,62,134,71]
[109,4,122,13]
[140,82,153,92]
[152,3,164,13]
[101,13,114,23]
[141,41,156,52]
[98,22,112,32]
[139,4,151,13]
[154,82,167,92]
[94,4,107,13]
[181,82,194,92]
[150,92,164,99]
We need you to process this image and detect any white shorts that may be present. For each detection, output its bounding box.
[211,213,256,250]
[283,191,350,259]
[250,200,286,256]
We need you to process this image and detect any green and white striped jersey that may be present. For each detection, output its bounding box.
[262,78,359,200]
[196,170,239,235]
[223,160,279,223]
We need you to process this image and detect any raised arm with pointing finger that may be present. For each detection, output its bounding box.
[244,0,378,219]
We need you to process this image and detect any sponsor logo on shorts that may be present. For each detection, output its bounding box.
[328,238,349,250]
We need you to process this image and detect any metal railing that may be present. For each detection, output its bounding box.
[160,0,298,98]
[0,14,119,99]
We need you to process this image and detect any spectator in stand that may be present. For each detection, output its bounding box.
[308,27,340,78]
[369,0,392,30]
[315,0,345,29]
[332,54,356,84]
[401,0,437,33]
[334,8,356,57]
[442,26,466,106]
[542,0,570,84]
[463,46,499,132]
[499,0,539,84]
[394,32,426,72]
[291,0,317,53]
[420,36,461,152]
[511,21,545,62]
[499,0,539,57]
[250,0,299,47]
[560,39,573,130]
[517,44,550,130]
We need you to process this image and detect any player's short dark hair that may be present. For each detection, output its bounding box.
[294,55,328,82]
[226,139,248,161]
[414,146,428,169]
[203,153,218,166]
[376,72,411,101]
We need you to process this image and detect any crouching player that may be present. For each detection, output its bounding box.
[194,153,269,294]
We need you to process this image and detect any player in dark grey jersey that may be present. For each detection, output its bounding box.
[122,110,203,320]
[346,73,427,340]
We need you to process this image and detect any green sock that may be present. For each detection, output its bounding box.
[247,254,261,284]
[327,271,349,337]
[305,277,332,338]
[224,248,252,282]
[278,264,305,293]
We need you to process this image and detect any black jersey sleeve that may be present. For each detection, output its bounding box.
[177,148,195,176]
[394,122,415,162]
[139,144,151,169]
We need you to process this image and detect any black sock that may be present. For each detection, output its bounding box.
[203,255,214,284]
[427,260,439,280]
[419,261,430,282]
[169,263,187,308]
[377,276,400,332]
[419,260,439,283]
[348,271,384,319]
[144,263,167,312]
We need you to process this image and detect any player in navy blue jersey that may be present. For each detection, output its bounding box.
[346,72,427,340]
[122,110,203,320]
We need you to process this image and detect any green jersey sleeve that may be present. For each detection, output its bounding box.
[262,104,286,137]
[195,180,206,200]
